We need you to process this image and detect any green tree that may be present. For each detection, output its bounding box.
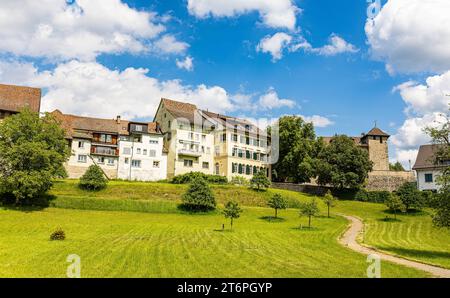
[181,177,216,212]
[267,193,288,218]
[385,193,406,220]
[299,199,320,228]
[389,161,405,171]
[0,109,69,205]
[322,190,336,218]
[396,182,424,211]
[316,135,373,189]
[250,170,271,191]
[272,116,321,183]
[222,201,242,230]
[79,165,108,190]
[425,111,450,227]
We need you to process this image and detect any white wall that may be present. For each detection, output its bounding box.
[117,134,167,181]
[416,169,442,191]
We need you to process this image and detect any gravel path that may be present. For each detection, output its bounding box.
[338,214,450,278]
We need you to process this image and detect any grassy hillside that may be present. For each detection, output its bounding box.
[0,207,429,278]
[335,201,450,269]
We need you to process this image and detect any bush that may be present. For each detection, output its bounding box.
[354,189,390,203]
[171,172,228,184]
[79,165,108,191]
[230,176,249,186]
[50,228,66,241]
[395,182,424,211]
[250,170,271,191]
[180,177,216,212]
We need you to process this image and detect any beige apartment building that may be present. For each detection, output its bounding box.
[154,98,271,180]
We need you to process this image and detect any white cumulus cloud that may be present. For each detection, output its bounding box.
[310,34,359,56]
[300,115,334,128]
[365,0,450,74]
[0,0,187,61]
[256,32,293,61]
[258,88,296,110]
[187,0,299,30]
[176,56,194,71]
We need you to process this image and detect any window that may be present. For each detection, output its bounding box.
[136,148,141,154]
[238,164,243,174]
[123,147,131,155]
[202,162,209,169]
[232,163,237,173]
[246,137,250,145]
[232,134,238,142]
[107,158,114,165]
[425,173,433,183]
[184,159,193,167]
[206,147,211,154]
[238,149,243,158]
[98,157,105,164]
[215,163,220,175]
[133,135,142,143]
[253,166,257,174]
[188,132,194,140]
[78,141,84,148]
[125,158,129,164]
[149,139,159,144]
[221,133,227,142]
[78,155,87,163]
[232,147,238,157]
[246,150,251,159]
[149,150,156,157]
[253,152,258,160]
[131,160,141,168]
[202,135,206,142]
[134,125,143,132]
[240,136,245,143]
[153,161,160,168]
[195,134,200,141]
[168,120,171,128]
[246,165,251,175]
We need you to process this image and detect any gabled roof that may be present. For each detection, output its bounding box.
[0,83,41,113]
[160,98,200,123]
[363,127,390,137]
[413,144,447,170]
[51,110,159,139]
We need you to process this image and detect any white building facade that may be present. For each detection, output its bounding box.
[413,144,449,191]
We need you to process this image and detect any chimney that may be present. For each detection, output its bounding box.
[116,115,121,124]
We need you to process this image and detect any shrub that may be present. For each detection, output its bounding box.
[267,193,288,218]
[395,182,424,211]
[230,176,249,186]
[385,193,406,219]
[354,189,390,203]
[50,228,66,241]
[250,170,271,191]
[79,165,108,191]
[181,177,216,212]
[171,172,228,184]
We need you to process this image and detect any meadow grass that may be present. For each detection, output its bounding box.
[0,207,429,278]
[335,201,450,269]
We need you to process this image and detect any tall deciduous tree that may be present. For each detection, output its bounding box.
[316,135,373,189]
[272,116,321,183]
[396,182,424,211]
[385,193,406,220]
[389,162,405,172]
[425,111,450,228]
[250,170,271,191]
[0,109,69,205]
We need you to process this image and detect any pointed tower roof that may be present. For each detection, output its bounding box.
[365,127,390,137]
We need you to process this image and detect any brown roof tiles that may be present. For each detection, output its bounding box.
[0,83,41,113]
[413,144,447,170]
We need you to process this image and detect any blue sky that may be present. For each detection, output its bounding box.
[0,0,449,167]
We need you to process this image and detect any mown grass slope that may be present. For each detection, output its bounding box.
[335,201,450,269]
[0,207,429,278]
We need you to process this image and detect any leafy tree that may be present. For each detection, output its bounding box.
[322,190,336,218]
[79,165,108,190]
[299,199,320,228]
[389,161,405,172]
[0,109,69,205]
[267,193,288,218]
[316,135,373,189]
[425,111,450,227]
[181,177,216,212]
[250,170,271,191]
[272,116,321,183]
[222,201,242,230]
[396,182,424,211]
[385,193,406,219]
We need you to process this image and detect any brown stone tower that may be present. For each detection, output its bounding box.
[361,127,390,171]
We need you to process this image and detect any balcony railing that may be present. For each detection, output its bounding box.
[91,146,119,156]
[178,149,202,157]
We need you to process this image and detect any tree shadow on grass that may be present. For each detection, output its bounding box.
[0,194,56,213]
[382,209,428,217]
[259,216,286,223]
[377,216,402,223]
[376,246,450,261]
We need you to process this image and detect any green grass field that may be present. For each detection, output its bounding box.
[0,207,429,278]
[0,179,448,277]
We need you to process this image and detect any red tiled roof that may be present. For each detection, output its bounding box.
[0,83,41,113]
[364,127,390,137]
[50,110,159,139]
